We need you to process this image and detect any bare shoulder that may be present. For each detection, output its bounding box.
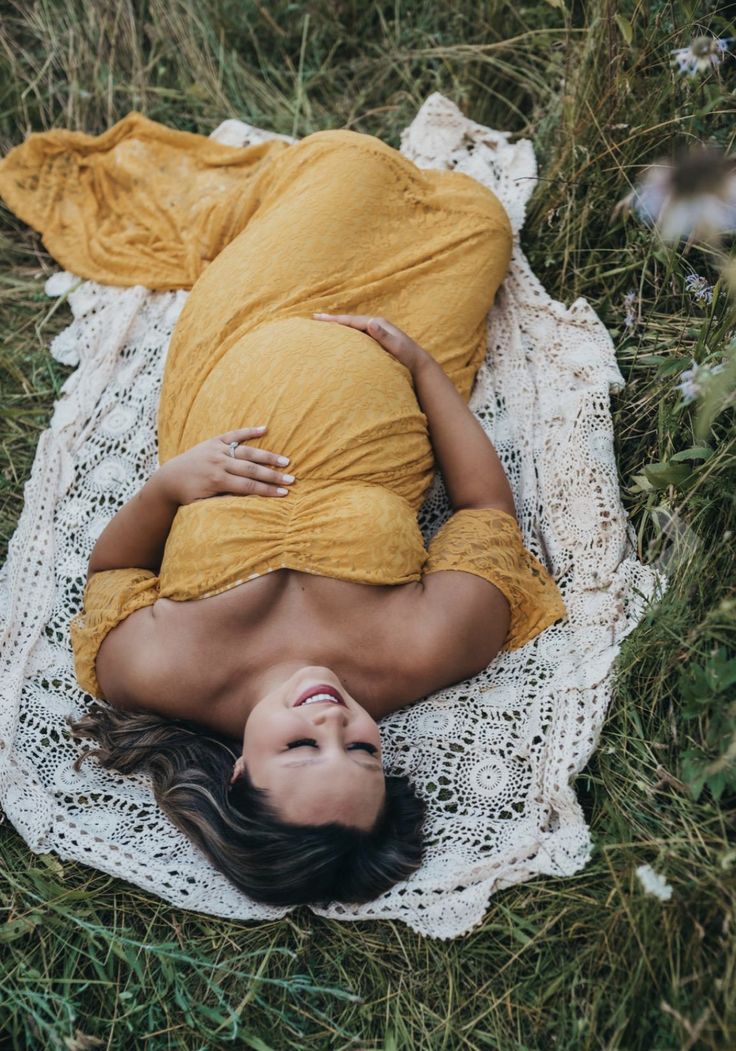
[94,603,163,712]
[379,571,510,713]
[93,601,235,730]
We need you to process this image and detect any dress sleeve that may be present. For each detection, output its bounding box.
[69,568,160,699]
[423,508,566,650]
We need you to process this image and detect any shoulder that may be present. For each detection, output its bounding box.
[94,603,161,710]
[93,601,232,729]
[410,570,510,673]
[376,572,510,712]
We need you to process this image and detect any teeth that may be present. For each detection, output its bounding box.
[302,693,339,705]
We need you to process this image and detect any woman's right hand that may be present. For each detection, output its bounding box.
[312,312,431,375]
[156,427,296,506]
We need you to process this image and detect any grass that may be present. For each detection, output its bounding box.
[0,1,734,1048]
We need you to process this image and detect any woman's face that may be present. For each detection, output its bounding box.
[232,665,386,830]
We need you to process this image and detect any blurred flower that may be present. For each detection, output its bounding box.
[635,864,673,901]
[613,144,736,246]
[684,273,714,305]
[676,359,725,404]
[622,289,637,329]
[672,35,731,77]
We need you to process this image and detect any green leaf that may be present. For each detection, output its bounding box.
[706,770,728,802]
[614,14,633,44]
[694,348,736,441]
[635,353,693,374]
[240,1036,278,1051]
[700,648,736,694]
[643,462,693,489]
[0,913,44,942]
[653,247,675,264]
[660,358,691,376]
[680,749,708,800]
[37,852,65,877]
[109,937,145,983]
[630,473,654,493]
[670,446,713,462]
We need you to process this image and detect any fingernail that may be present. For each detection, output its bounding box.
[277,455,289,465]
[277,487,288,495]
[313,312,329,317]
[281,474,295,483]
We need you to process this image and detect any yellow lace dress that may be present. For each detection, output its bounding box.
[0,114,566,700]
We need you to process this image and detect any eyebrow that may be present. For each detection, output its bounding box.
[282,757,382,772]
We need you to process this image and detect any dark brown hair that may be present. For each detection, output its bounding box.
[66,703,426,907]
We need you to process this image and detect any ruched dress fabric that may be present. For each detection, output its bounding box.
[0,113,566,702]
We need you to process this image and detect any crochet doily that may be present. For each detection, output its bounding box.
[0,93,663,939]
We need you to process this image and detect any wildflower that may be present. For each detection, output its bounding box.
[622,289,637,330]
[635,864,673,901]
[613,144,736,246]
[672,35,731,77]
[684,274,714,305]
[676,359,725,404]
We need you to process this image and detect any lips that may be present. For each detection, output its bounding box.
[293,683,347,707]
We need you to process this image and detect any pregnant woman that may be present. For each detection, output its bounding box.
[0,119,565,907]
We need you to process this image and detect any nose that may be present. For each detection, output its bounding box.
[307,704,349,728]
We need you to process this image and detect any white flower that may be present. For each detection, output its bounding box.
[684,274,714,305]
[614,144,736,246]
[623,289,637,330]
[672,35,731,77]
[676,360,726,404]
[635,863,673,901]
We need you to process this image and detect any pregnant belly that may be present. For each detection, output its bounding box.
[180,314,435,507]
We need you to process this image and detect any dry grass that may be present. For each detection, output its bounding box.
[1,1,734,1048]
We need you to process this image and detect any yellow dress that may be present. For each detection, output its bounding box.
[0,114,566,701]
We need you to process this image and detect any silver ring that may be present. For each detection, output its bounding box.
[227,441,239,458]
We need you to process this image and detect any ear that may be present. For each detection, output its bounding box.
[230,754,246,785]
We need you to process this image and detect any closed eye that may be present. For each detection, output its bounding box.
[286,738,378,755]
[349,742,379,755]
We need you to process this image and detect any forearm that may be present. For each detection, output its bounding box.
[87,470,179,579]
[412,354,515,516]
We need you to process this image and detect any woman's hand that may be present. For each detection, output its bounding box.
[156,427,296,507]
[312,312,431,375]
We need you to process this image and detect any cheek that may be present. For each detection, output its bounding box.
[243,710,278,761]
[242,731,273,786]
[359,716,382,747]
[243,709,300,762]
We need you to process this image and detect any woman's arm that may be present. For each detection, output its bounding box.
[86,425,296,580]
[86,472,178,580]
[410,353,515,516]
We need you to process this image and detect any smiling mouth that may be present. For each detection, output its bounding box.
[293,683,347,707]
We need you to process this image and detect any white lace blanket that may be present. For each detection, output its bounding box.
[0,93,662,940]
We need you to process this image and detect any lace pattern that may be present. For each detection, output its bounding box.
[424,508,567,649]
[0,93,664,939]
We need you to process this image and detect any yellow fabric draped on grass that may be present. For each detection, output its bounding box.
[0,112,565,700]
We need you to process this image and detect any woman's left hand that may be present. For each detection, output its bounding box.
[312,312,430,375]
[156,427,296,506]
